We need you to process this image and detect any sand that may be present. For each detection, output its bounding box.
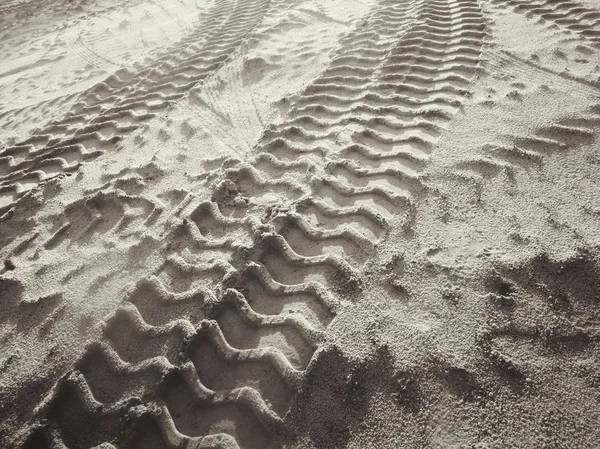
[1,0,600,447]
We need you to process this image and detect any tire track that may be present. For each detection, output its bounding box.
[254,0,485,243]
[195,0,486,445]
[16,0,487,448]
[0,0,271,216]
[202,1,486,444]
[455,103,600,178]
[492,0,600,46]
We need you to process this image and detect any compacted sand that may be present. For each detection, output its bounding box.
[1,0,600,447]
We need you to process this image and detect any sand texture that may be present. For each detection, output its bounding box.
[1,0,600,447]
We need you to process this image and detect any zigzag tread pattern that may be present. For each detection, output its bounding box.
[17,0,487,448]
[491,0,600,45]
[454,104,600,179]
[0,0,271,214]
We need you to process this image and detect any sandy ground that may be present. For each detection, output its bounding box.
[1,0,600,448]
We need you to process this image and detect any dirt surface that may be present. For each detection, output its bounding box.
[1,0,600,448]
